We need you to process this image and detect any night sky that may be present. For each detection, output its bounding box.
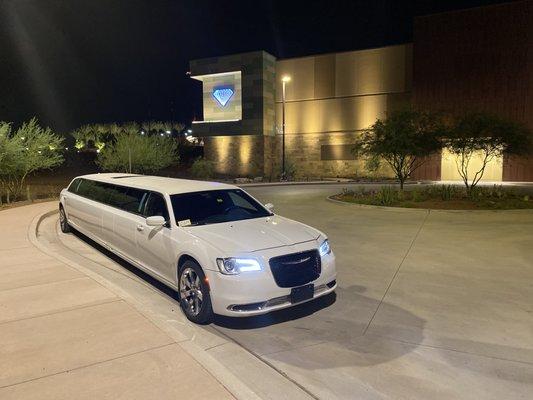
[0,0,517,133]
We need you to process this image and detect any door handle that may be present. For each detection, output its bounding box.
[136,224,144,232]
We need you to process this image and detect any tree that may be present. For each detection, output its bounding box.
[96,128,178,173]
[71,123,122,151]
[71,121,185,153]
[354,110,444,189]
[0,118,64,199]
[140,121,184,135]
[445,112,532,195]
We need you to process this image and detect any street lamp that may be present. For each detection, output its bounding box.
[281,75,291,180]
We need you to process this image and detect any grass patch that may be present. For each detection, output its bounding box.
[332,185,533,210]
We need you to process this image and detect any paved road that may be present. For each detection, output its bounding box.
[36,184,533,399]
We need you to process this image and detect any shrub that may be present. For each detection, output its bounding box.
[96,131,178,173]
[335,183,531,210]
[435,184,460,201]
[190,157,215,180]
[375,186,398,206]
[283,160,297,181]
[411,190,424,202]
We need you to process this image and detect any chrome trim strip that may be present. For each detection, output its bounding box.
[227,282,333,313]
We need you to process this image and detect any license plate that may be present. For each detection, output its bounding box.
[290,284,314,304]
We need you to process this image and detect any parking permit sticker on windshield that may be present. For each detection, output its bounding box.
[178,219,191,227]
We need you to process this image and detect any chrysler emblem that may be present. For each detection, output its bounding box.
[283,256,311,265]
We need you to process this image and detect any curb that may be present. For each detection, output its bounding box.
[326,195,533,214]
[326,195,430,213]
[28,208,263,400]
[239,180,415,188]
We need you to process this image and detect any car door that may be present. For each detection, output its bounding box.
[110,185,148,264]
[69,179,103,237]
[136,192,176,283]
[63,178,82,226]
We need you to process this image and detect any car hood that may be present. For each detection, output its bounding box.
[184,215,321,254]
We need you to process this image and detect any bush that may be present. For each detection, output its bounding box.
[334,183,532,210]
[375,186,398,206]
[190,157,215,180]
[284,160,297,181]
[0,118,64,200]
[96,131,178,173]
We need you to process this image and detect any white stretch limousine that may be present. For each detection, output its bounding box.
[59,174,337,323]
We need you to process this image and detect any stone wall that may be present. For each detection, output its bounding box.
[203,135,265,177]
[278,132,394,179]
[204,132,395,180]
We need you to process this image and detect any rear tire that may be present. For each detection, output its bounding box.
[59,205,71,233]
[178,260,213,324]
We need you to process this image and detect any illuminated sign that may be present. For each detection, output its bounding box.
[212,87,234,107]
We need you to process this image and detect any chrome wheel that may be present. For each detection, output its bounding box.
[59,208,66,225]
[179,267,203,316]
[59,207,70,233]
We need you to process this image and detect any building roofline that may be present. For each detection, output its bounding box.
[190,42,413,66]
[190,50,276,64]
[276,42,412,62]
[414,0,528,20]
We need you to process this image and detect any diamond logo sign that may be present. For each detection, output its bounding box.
[212,87,234,107]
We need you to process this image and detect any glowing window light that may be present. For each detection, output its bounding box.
[212,87,234,107]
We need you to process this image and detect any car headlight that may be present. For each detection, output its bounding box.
[216,258,262,275]
[319,239,331,257]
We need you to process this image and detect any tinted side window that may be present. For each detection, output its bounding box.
[67,178,81,193]
[75,179,110,203]
[91,182,112,204]
[107,185,147,214]
[76,179,94,198]
[144,193,169,221]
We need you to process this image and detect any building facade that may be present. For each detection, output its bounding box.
[190,0,532,182]
[411,0,533,182]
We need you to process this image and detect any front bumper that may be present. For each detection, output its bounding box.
[226,279,337,315]
[205,243,337,317]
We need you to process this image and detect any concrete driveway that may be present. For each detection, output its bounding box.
[233,184,533,399]
[36,184,533,399]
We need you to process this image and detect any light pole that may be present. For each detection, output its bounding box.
[281,75,291,180]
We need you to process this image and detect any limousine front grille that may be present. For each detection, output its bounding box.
[269,250,321,288]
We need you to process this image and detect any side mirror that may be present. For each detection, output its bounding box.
[146,216,166,227]
[264,203,274,212]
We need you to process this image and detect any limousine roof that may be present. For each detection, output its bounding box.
[78,173,237,195]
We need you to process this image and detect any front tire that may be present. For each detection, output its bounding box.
[59,205,71,234]
[178,260,213,324]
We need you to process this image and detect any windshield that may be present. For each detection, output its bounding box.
[170,189,272,226]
